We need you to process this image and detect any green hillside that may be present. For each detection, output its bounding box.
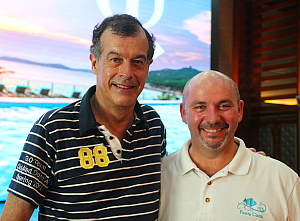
[147,67,201,92]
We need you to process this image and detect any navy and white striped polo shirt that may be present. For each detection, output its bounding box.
[8,85,167,220]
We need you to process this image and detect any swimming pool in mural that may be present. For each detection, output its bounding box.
[0,98,190,201]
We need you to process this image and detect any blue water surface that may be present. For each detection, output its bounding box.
[0,100,190,203]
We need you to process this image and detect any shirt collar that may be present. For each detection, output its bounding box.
[133,102,149,130]
[227,137,251,175]
[178,137,251,176]
[179,139,197,175]
[79,85,149,136]
[79,85,99,136]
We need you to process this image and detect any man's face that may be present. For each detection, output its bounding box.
[180,74,244,151]
[90,28,152,108]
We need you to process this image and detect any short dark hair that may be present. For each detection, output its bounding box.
[90,14,155,62]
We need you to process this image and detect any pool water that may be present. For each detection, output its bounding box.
[0,100,190,201]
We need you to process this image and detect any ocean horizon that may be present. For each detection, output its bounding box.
[0,59,174,100]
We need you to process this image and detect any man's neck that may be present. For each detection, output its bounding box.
[189,142,239,177]
[90,95,135,141]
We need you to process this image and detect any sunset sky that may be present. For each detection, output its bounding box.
[0,0,211,71]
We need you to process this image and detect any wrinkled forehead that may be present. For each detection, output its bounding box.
[100,28,149,53]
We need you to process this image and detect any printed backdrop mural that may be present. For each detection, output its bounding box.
[0,0,211,202]
[0,0,211,71]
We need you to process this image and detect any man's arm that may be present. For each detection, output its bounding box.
[1,193,35,221]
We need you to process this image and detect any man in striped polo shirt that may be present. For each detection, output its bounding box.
[2,14,166,220]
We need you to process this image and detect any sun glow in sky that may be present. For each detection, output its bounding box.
[0,15,91,46]
[0,0,211,71]
[0,15,47,33]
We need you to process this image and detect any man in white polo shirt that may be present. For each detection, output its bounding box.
[158,70,300,221]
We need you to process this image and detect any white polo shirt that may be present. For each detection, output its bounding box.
[159,137,300,221]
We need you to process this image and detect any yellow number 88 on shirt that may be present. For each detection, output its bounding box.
[78,145,110,169]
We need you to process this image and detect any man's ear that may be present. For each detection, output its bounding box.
[180,103,187,124]
[238,100,244,123]
[90,53,98,75]
[145,59,153,78]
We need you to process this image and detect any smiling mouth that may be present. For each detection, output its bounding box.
[202,128,223,132]
[114,84,134,89]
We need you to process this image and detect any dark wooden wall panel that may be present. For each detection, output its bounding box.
[232,0,299,173]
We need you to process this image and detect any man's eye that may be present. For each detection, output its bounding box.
[111,58,120,62]
[218,105,232,111]
[133,60,144,65]
[194,105,206,111]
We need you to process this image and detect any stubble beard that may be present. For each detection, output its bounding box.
[200,132,228,150]
[198,122,229,150]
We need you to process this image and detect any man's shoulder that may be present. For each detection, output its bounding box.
[165,149,181,159]
[140,103,158,114]
[162,149,181,168]
[250,150,299,179]
[162,139,191,168]
[138,103,164,126]
[38,100,81,124]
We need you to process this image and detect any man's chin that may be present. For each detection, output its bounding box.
[206,144,222,150]
[114,98,137,108]
[201,137,225,150]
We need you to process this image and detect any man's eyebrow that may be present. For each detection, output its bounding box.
[191,101,206,105]
[106,51,147,60]
[190,100,234,106]
[134,54,147,60]
[107,51,121,57]
[218,99,234,104]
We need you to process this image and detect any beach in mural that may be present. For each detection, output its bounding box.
[0,1,212,219]
[0,59,181,100]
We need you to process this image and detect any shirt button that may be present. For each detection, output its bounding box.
[117,149,121,154]
[205,198,210,203]
[207,181,212,185]
[109,136,114,140]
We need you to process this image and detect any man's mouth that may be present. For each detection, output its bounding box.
[114,84,134,89]
[202,128,223,133]
[200,123,228,133]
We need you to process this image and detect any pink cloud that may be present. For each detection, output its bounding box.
[0,29,91,69]
[182,11,211,45]
[155,33,186,46]
[0,15,91,47]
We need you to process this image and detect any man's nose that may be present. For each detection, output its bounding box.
[205,106,221,123]
[118,62,134,79]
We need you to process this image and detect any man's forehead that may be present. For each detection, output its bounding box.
[187,83,237,102]
[189,96,235,104]
[101,29,147,47]
[102,27,145,39]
